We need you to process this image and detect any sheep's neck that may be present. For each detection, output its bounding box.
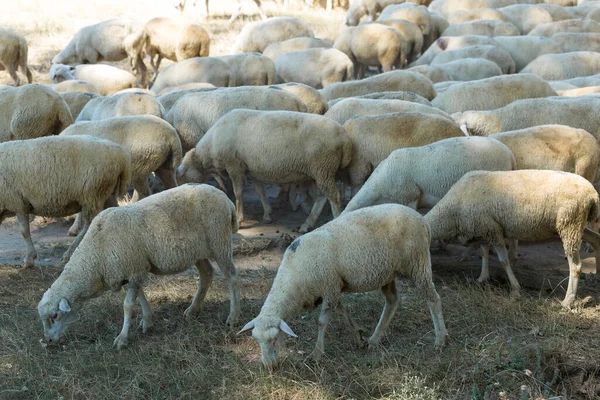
[53,265,105,304]
[260,272,306,321]
[427,207,458,242]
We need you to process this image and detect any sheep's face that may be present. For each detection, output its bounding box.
[176,149,206,184]
[49,64,76,84]
[238,316,297,369]
[37,291,78,343]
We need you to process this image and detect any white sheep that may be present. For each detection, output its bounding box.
[424,11,450,50]
[342,136,516,214]
[424,170,600,308]
[362,19,425,63]
[157,87,217,114]
[166,86,308,152]
[535,3,573,21]
[327,91,433,107]
[274,48,354,89]
[344,0,408,25]
[58,92,100,120]
[447,8,510,25]
[378,4,433,36]
[239,204,448,369]
[272,82,329,114]
[441,20,520,37]
[76,92,164,122]
[234,17,315,54]
[0,27,32,86]
[151,57,235,94]
[408,35,496,67]
[428,0,490,18]
[558,86,600,97]
[344,111,464,189]
[431,74,557,114]
[50,64,136,96]
[430,44,516,74]
[0,135,131,267]
[37,184,240,349]
[559,74,600,88]
[493,35,561,72]
[497,4,553,34]
[319,70,437,102]
[425,57,503,81]
[50,80,100,94]
[551,33,600,53]
[157,82,216,96]
[217,53,276,86]
[262,37,332,62]
[0,84,73,142]
[407,65,452,83]
[528,19,600,37]
[176,110,351,233]
[520,51,600,81]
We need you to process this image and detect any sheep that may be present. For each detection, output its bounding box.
[176,110,351,233]
[50,80,100,94]
[424,11,450,50]
[424,170,600,308]
[50,64,136,96]
[447,8,510,25]
[551,33,600,53]
[342,136,516,214]
[274,48,354,89]
[150,57,235,95]
[378,4,433,36]
[59,92,100,120]
[344,112,464,189]
[364,19,424,63]
[325,98,452,125]
[156,87,218,113]
[272,82,329,114]
[166,86,308,153]
[430,44,516,74]
[558,86,600,97]
[0,135,131,267]
[327,91,433,107]
[217,53,275,86]
[409,35,497,67]
[441,20,520,37]
[60,115,181,202]
[234,17,315,54]
[408,65,452,83]
[262,37,332,62]
[238,204,448,369]
[426,57,503,81]
[528,19,600,36]
[76,92,164,122]
[433,80,459,93]
[37,184,240,349]
[493,35,561,72]
[111,88,156,96]
[454,97,600,138]
[133,18,210,85]
[535,4,574,21]
[497,4,553,34]
[51,18,146,83]
[333,24,407,79]
[319,70,437,101]
[520,52,600,81]
[0,84,73,142]
[0,27,32,86]
[157,82,216,96]
[560,74,600,87]
[428,0,491,18]
[432,74,557,114]
[344,0,408,25]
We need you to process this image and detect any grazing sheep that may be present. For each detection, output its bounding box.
[38,184,240,349]
[272,82,329,114]
[166,86,308,152]
[428,57,503,81]
[551,33,600,53]
[344,112,464,189]
[0,27,32,86]
[327,91,433,107]
[274,48,354,89]
[76,92,164,122]
[424,170,600,308]
[262,37,332,62]
[0,84,73,142]
[408,65,452,83]
[454,97,600,138]
[497,4,553,34]
[342,136,516,214]
[441,20,520,37]
[157,87,218,113]
[150,57,235,94]
[0,135,131,267]
[50,80,100,94]
[133,18,210,85]
[325,98,451,125]
[234,17,315,54]
[176,110,351,233]
[409,34,497,66]
[319,70,437,101]
[51,18,146,83]
[366,19,425,63]
[217,53,275,86]
[334,24,407,79]
[528,19,600,36]
[59,92,100,120]
[378,4,433,35]
[432,74,557,114]
[493,35,561,72]
[61,115,182,202]
[239,204,448,369]
[430,44,516,74]
[344,0,408,25]
[157,82,216,95]
[447,8,510,25]
[50,64,136,96]
[521,51,600,80]
[424,11,450,50]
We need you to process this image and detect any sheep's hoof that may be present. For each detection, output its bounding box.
[113,334,128,350]
[225,313,239,327]
[60,253,70,265]
[367,336,381,349]
[183,306,197,318]
[476,276,489,284]
[23,257,36,268]
[309,348,324,361]
[67,228,79,237]
[298,225,310,234]
[561,296,575,310]
[139,318,153,334]
[262,215,273,224]
[510,289,521,298]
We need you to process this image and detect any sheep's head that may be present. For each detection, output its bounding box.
[344,6,364,26]
[37,290,78,344]
[49,64,76,84]
[452,111,499,137]
[176,149,206,184]
[238,316,297,369]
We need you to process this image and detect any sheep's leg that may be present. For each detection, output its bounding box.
[216,256,240,327]
[230,172,246,223]
[582,227,600,273]
[61,206,99,265]
[253,0,268,20]
[368,280,400,347]
[114,282,140,350]
[4,63,20,86]
[325,0,332,12]
[311,298,334,361]
[205,0,210,15]
[561,237,584,309]
[137,288,153,333]
[228,2,245,24]
[68,213,83,236]
[335,301,364,347]
[318,179,342,218]
[132,176,151,203]
[458,242,478,261]
[253,179,273,223]
[275,185,290,210]
[17,213,36,268]
[300,195,328,233]
[184,259,214,317]
[425,288,448,348]
[477,243,490,282]
[492,243,521,298]
[508,239,519,264]
[154,166,178,190]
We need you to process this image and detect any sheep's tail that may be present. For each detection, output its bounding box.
[117,154,133,197]
[229,200,239,233]
[169,131,183,170]
[345,64,354,82]
[340,133,353,169]
[18,37,32,84]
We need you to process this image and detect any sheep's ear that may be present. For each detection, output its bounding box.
[68,65,76,71]
[58,298,71,313]
[237,319,256,335]
[460,124,470,137]
[279,320,297,338]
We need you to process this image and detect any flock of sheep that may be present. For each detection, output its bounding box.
[2,0,600,370]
